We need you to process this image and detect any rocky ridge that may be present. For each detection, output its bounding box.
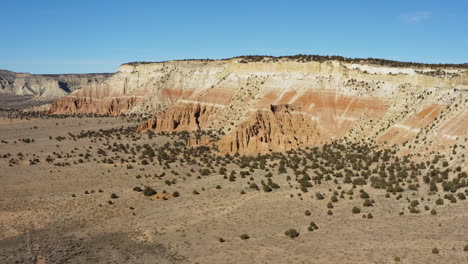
[47,56,467,163]
[0,69,112,102]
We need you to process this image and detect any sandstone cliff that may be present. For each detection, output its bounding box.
[48,56,468,160]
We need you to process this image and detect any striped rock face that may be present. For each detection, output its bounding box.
[49,58,468,160]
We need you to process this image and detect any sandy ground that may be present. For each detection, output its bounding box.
[0,95,50,110]
[0,112,467,264]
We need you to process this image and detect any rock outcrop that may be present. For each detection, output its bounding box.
[138,102,222,131]
[216,104,321,154]
[46,56,468,159]
[0,69,111,102]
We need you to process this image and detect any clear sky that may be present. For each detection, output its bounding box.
[1,0,467,74]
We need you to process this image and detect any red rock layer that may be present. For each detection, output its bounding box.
[438,109,468,141]
[216,104,321,154]
[142,90,391,154]
[138,102,222,131]
[49,96,139,116]
[255,90,388,140]
[378,104,446,144]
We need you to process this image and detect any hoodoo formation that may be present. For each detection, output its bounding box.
[46,56,467,160]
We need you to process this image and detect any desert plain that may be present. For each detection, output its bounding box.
[0,99,467,264]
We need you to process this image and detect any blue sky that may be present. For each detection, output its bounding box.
[1,0,467,74]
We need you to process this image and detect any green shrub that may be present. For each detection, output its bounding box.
[432,247,439,254]
[269,182,280,189]
[360,191,369,199]
[352,206,361,214]
[316,192,324,200]
[240,234,250,240]
[367,213,373,219]
[133,186,143,192]
[457,193,466,200]
[430,209,437,215]
[219,167,227,174]
[110,193,119,199]
[305,210,311,216]
[435,198,444,205]
[249,183,259,190]
[444,194,457,203]
[309,221,318,229]
[263,185,272,192]
[363,199,373,207]
[285,229,299,238]
[143,187,157,196]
